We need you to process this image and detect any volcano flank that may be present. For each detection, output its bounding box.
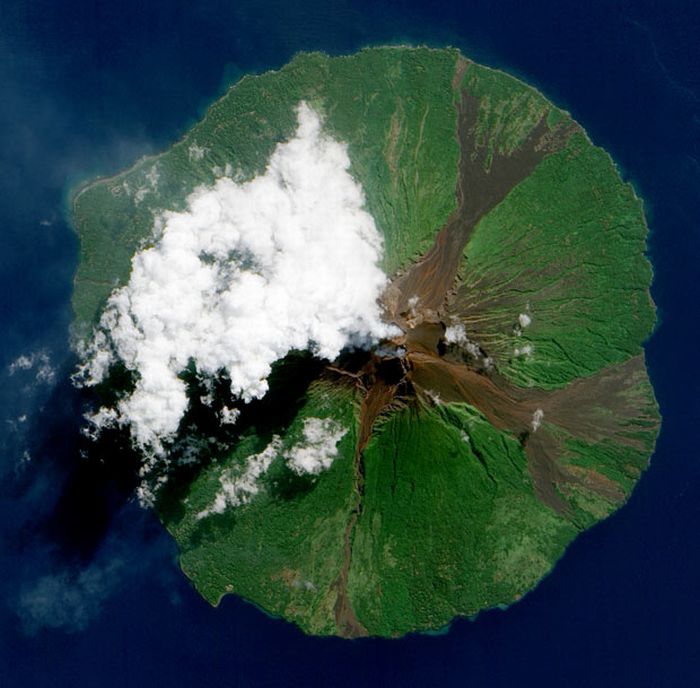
[70,46,659,637]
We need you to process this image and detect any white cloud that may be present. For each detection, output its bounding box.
[286,417,347,475]
[197,416,346,519]
[531,408,544,432]
[76,101,395,492]
[81,407,119,440]
[17,559,124,634]
[188,143,209,161]
[134,164,160,204]
[219,406,240,425]
[425,389,443,405]
[8,355,33,372]
[197,437,282,519]
[8,350,55,385]
[444,323,485,360]
[514,343,534,358]
[444,323,468,345]
[518,313,532,328]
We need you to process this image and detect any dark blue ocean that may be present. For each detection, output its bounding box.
[1,1,698,685]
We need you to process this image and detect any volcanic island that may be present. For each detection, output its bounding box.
[70,47,660,638]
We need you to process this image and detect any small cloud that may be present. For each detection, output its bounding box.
[197,416,347,518]
[444,323,488,363]
[17,559,124,635]
[133,164,160,204]
[425,389,442,405]
[197,437,283,519]
[531,408,544,432]
[285,417,346,475]
[81,407,119,440]
[219,406,240,425]
[8,350,55,385]
[13,449,33,475]
[188,143,209,162]
[444,323,468,346]
[514,343,534,358]
[8,355,33,373]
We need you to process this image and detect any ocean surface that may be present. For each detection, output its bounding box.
[1,1,699,685]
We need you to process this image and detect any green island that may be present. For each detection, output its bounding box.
[70,46,659,638]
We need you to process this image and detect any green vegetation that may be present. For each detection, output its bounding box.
[347,404,577,636]
[165,383,357,635]
[71,47,460,331]
[462,62,554,165]
[70,47,659,638]
[459,130,655,388]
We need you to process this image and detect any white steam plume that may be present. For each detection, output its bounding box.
[77,102,395,463]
